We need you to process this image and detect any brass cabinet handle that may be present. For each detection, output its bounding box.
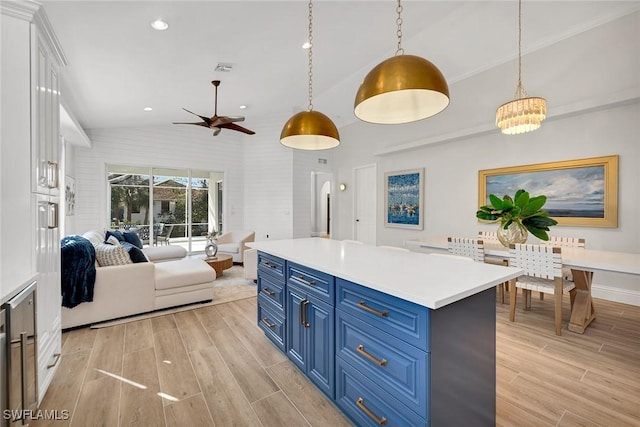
[356,397,387,425]
[47,352,62,369]
[303,301,310,327]
[261,317,276,329]
[358,301,389,317]
[356,344,387,366]
[262,261,277,269]
[297,275,316,286]
[48,161,59,189]
[48,202,59,229]
[262,287,275,296]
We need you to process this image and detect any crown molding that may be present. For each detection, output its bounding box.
[0,0,40,20]
[1,1,68,67]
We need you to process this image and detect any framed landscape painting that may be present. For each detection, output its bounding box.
[478,155,618,227]
[385,168,424,230]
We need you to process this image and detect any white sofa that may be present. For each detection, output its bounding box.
[216,230,255,263]
[61,230,216,329]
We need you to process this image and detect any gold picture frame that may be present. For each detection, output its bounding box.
[478,155,618,227]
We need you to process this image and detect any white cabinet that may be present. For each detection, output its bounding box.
[1,0,66,403]
[32,28,61,197]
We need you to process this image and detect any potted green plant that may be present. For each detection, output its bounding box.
[476,189,558,246]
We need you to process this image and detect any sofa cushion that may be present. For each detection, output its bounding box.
[142,245,187,262]
[154,259,215,291]
[106,229,125,242]
[82,230,104,246]
[95,243,133,267]
[121,242,148,263]
[105,235,121,246]
[217,243,239,254]
[123,231,143,249]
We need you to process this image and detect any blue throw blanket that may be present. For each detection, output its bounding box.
[61,235,96,308]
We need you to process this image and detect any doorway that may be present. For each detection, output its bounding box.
[354,164,376,245]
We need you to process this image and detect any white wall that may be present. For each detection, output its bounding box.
[242,114,294,241]
[74,125,245,234]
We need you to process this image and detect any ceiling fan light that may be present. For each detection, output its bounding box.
[280,111,340,150]
[354,54,449,124]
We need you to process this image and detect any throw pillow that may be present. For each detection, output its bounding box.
[120,241,148,263]
[105,230,125,242]
[105,235,121,246]
[94,243,132,267]
[123,231,143,249]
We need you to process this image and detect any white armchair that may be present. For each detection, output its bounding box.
[215,230,255,263]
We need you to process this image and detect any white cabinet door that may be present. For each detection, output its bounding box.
[31,28,60,197]
[35,195,62,400]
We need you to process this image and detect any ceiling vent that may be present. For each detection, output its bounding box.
[215,63,233,72]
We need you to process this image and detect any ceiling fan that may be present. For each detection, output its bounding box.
[173,80,255,136]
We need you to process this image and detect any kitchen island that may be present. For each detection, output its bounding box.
[249,238,522,426]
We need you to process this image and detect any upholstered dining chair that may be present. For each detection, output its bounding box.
[447,237,508,303]
[508,244,577,336]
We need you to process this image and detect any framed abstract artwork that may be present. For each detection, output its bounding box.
[478,155,618,227]
[384,168,424,230]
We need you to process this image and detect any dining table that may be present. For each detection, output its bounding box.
[405,237,640,334]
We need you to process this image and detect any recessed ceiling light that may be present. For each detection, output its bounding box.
[150,19,168,31]
[143,107,153,111]
[302,41,312,49]
[239,105,247,110]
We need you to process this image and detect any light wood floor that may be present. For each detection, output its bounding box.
[33,292,640,427]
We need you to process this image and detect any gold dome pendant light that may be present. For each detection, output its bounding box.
[280,0,339,150]
[496,0,546,135]
[354,0,449,124]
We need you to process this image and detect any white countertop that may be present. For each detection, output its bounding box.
[405,237,640,275]
[248,238,522,309]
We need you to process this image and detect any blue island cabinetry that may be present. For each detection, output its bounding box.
[256,249,498,426]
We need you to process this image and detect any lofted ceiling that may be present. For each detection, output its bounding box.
[41,1,640,135]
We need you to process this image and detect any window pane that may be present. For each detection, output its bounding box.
[110,186,149,227]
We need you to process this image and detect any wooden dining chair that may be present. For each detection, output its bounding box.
[449,237,508,303]
[508,244,577,336]
[542,236,586,281]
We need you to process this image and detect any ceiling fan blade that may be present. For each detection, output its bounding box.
[182,108,212,125]
[220,122,256,135]
[172,121,209,127]
[211,115,245,127]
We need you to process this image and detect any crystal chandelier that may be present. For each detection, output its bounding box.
[496,0,546,135]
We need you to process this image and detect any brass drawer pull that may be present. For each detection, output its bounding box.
[261,317,276,329]
[356,397,387,425]
[262,261,277,269]
[297,275,316,286]
[358,301,389,317]
[356,344,387,366]
[262,287,275,296]
[47,352,62,369]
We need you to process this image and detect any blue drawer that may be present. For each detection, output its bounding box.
[337,310,428,418]
[258,252,286,281]
[337,278,429,351]
[257,300,286,352]
[258,272,285,312]
[287,262,334,306]
[336,357,427,427]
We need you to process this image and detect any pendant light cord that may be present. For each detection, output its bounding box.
[514,0,527,99]
[395,0,404,55]
[307,0,314,111]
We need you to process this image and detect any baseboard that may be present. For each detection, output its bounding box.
[591,283,640,307]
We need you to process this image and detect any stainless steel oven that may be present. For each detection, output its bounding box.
[3,280,38,426]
